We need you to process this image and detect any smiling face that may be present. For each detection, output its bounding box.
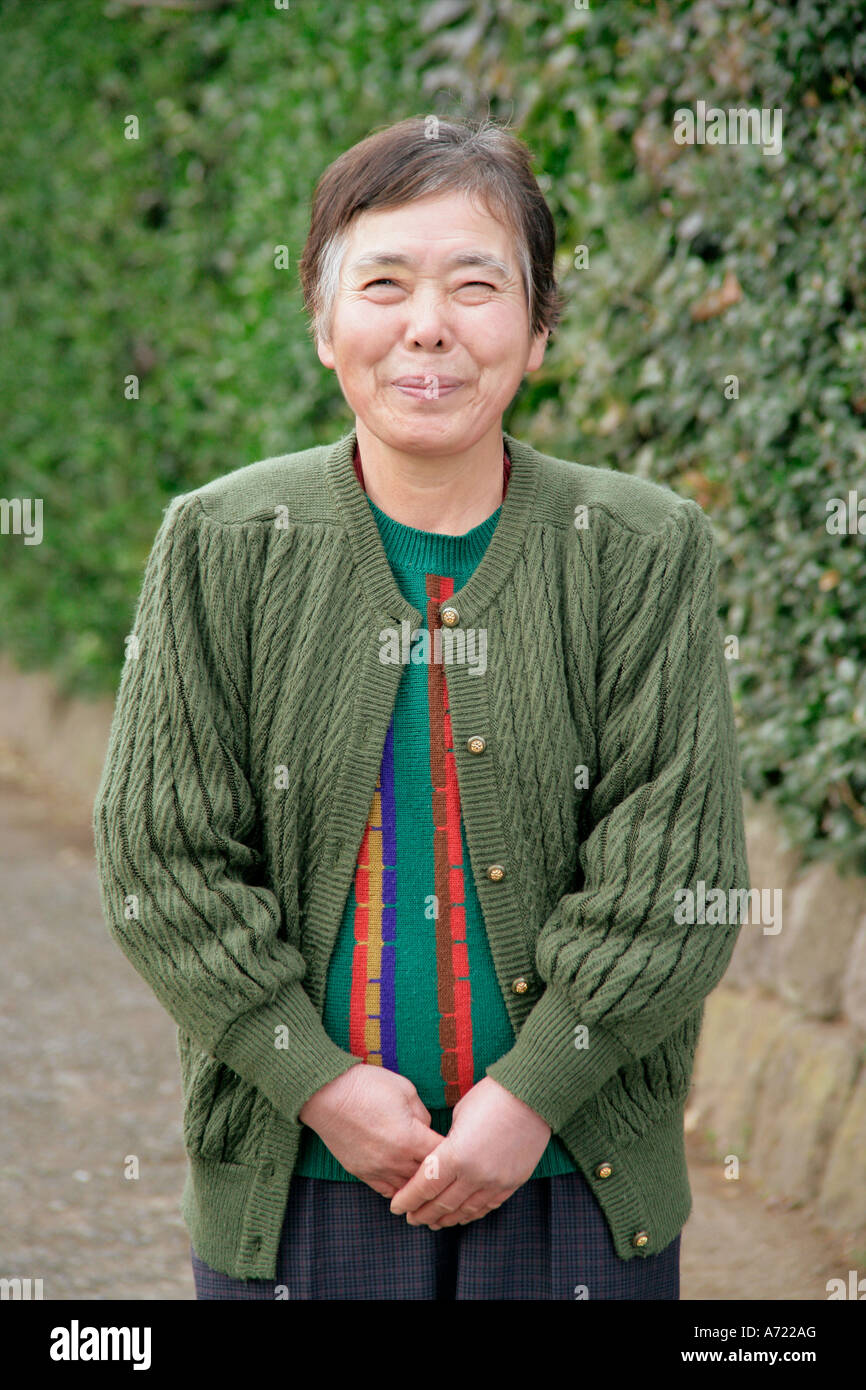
[316,189,549,458]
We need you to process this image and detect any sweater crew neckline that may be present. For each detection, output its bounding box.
[324,426,541,627]
[364,494,502,573]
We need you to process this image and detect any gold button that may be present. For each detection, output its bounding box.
[467,736,486,754]
[441,606,459,627]
[487,863,505,881]
[512,976,529,994]
[595,1162,613,1179]
[632,1230,649,1248]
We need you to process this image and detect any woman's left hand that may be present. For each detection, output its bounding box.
[388,1076,552,1229]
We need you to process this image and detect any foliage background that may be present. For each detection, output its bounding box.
[1,0,864,872]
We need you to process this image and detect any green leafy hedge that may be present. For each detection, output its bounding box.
[1,0,864,871]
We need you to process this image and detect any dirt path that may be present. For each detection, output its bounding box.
[0,760,850,1301]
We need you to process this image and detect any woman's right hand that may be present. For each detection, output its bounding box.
[298,1064,445,1199]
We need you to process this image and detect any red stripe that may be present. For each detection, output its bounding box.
[348,824,371,1057]
[441,668,475,1098]
[349,932,369,1057]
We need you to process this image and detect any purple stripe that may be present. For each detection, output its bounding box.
[379,945,397,1069]
[380,719,396,862]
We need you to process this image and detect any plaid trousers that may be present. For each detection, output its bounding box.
[190,1172,680,1301]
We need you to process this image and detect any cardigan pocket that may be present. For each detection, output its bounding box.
[177,1028,269,1166]
[588,1006,704,1146]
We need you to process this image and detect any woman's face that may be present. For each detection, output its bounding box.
[316,189,549,456]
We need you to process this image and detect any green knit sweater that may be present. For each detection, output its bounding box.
[92,425,749,1281]
[295,475,579,1181]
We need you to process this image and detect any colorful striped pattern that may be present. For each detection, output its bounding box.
[345,584,475,1102]
[348,720,397,1071]
[340,442,513,1107]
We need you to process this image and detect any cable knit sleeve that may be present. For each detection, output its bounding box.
[92,493,363,1125]
[485,499,750,1134]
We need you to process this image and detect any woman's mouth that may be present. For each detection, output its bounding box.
[392,378,463,399]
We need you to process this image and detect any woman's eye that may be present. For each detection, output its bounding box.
[364,279,495,290]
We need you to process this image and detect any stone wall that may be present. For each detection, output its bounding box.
[690,793,866,1245]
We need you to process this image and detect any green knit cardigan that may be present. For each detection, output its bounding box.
[92,426,750,1281]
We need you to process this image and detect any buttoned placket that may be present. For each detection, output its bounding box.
[319,426,545,1033]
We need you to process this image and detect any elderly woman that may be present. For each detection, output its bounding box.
[93,115,749,1301]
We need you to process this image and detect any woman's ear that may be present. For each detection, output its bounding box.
[526,326,550,373]
[316,328,335,370]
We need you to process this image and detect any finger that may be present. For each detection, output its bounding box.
[390,1141,457,1215]
[410,1097,433,1126]
[366,1180,399,1199]
[402,1179,474,1226]
[420,1189,509,1228]
[411,1127,446,1166]
[373,1142,446,1197]
[412,1139,448,1183]
[439,1203,490,1228]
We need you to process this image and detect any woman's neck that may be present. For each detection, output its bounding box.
[352,429,510,533]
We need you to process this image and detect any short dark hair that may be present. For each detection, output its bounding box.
[298,115,565,347]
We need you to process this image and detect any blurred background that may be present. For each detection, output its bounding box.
[1,0,864,1300]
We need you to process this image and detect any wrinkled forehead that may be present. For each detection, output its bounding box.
[339,193,521,275]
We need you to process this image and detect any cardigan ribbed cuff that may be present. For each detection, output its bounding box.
[484,985,634,1134]
[213,977,365,1125]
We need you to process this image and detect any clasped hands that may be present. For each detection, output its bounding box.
[298,1064,551,1230]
